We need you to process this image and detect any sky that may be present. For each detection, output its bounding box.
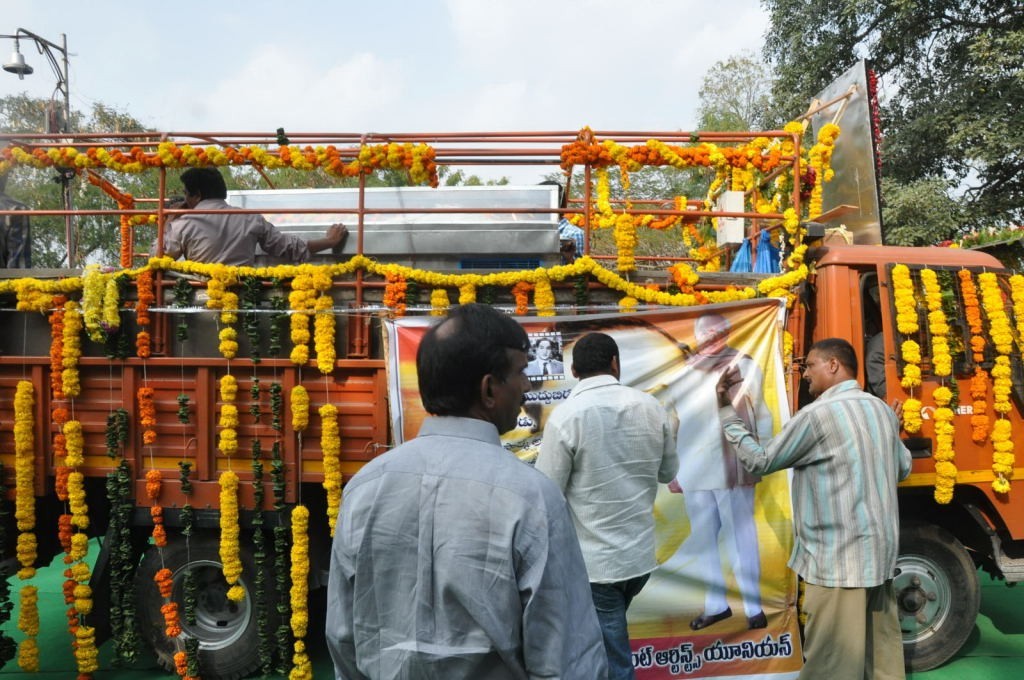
[1,0,770,181]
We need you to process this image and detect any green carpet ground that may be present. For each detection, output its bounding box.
[1,543,1019,678]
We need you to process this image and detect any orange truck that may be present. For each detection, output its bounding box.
[0,127,1020,679]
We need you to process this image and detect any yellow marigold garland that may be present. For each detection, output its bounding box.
[1010,275,1024,352]
[288,268,315,365]
[979,272,1015,494]
[219,374,239,458]
[891,265,918,334]
[17,584,39,671]
[320,405,342,536]
[314,293,336,374]
[534,277,555,316]
[289,505,312,680]
[891,265,922,390]
[14,381,36,580]
[920,269,952,377]
[932,385,956,504]
[81,264,108,342]
[430,288,450,316]
[902,398,923,434]
[61,300,83,398]
[291,386,310,432]
[219,470,245,601]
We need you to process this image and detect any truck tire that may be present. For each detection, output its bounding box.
[134,535,270,680]
[897,522,980,672]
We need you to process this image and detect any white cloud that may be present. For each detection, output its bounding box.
[156,46,405,132]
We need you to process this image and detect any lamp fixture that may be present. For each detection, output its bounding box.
[3,39,33,78]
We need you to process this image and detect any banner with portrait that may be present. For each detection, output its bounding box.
[384,298,802,679]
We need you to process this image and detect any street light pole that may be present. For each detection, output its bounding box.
[3,28,75,267]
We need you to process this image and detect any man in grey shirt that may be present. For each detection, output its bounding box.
[163,167,346,266]
[536,332,677,679]
[327,304,607,680]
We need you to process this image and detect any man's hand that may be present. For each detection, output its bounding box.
[716,366,741,408]
[892,399,905,429]
[327,223,348,247]
[667,479,683,494]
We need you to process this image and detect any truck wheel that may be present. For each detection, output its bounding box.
[897,523,980,672]
[135,535,271,680]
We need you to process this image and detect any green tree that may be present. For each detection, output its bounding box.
[697,51,775,131]
[880,177,963,246]
[1,94,162,267]
[762,0,1024,238]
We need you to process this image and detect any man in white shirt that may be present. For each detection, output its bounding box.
[536,332,678,680]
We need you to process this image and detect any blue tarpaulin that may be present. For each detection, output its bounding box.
[753,229,781,273]
[730,238,753,272]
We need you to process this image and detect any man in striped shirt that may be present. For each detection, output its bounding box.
[718,337,912,680]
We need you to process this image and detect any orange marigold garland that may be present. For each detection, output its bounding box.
[138,387,157,445]
[512,281,533,316]
[49,296,67,398]
[960,270,989,443]
[136,269,154,358]
[383,271,408,317]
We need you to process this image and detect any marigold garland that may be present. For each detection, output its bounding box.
[219,374,239,458]
[512,281,533,316]
[289,505,311,680]
[982,275,1016,494]
[2,140,440,186]
[49,298,67,398]
[61,300,83,398]
[920,269,952,377]
[218,470,245,602]
[960,270,990,443]
[138,387,157,446]
[1010,275,1024,353]
[17,585,39,671]
[891,265,922,390]
[291,386,310,432]
[383,271,408,317]
[534,277,555,316]
[136,269,154,358]
[314,293,336,374]
[320,405,342,536]
[932,386,957,504]
[429,288,450,316]
[14,381,36,579]
[902,398,923,434]
[289,268,316,365]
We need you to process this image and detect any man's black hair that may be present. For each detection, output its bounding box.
[538,180,567,209]
[417,304,530,416]
[810,337,858,375]
[571,332,619,377]
[180,167,228,200]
